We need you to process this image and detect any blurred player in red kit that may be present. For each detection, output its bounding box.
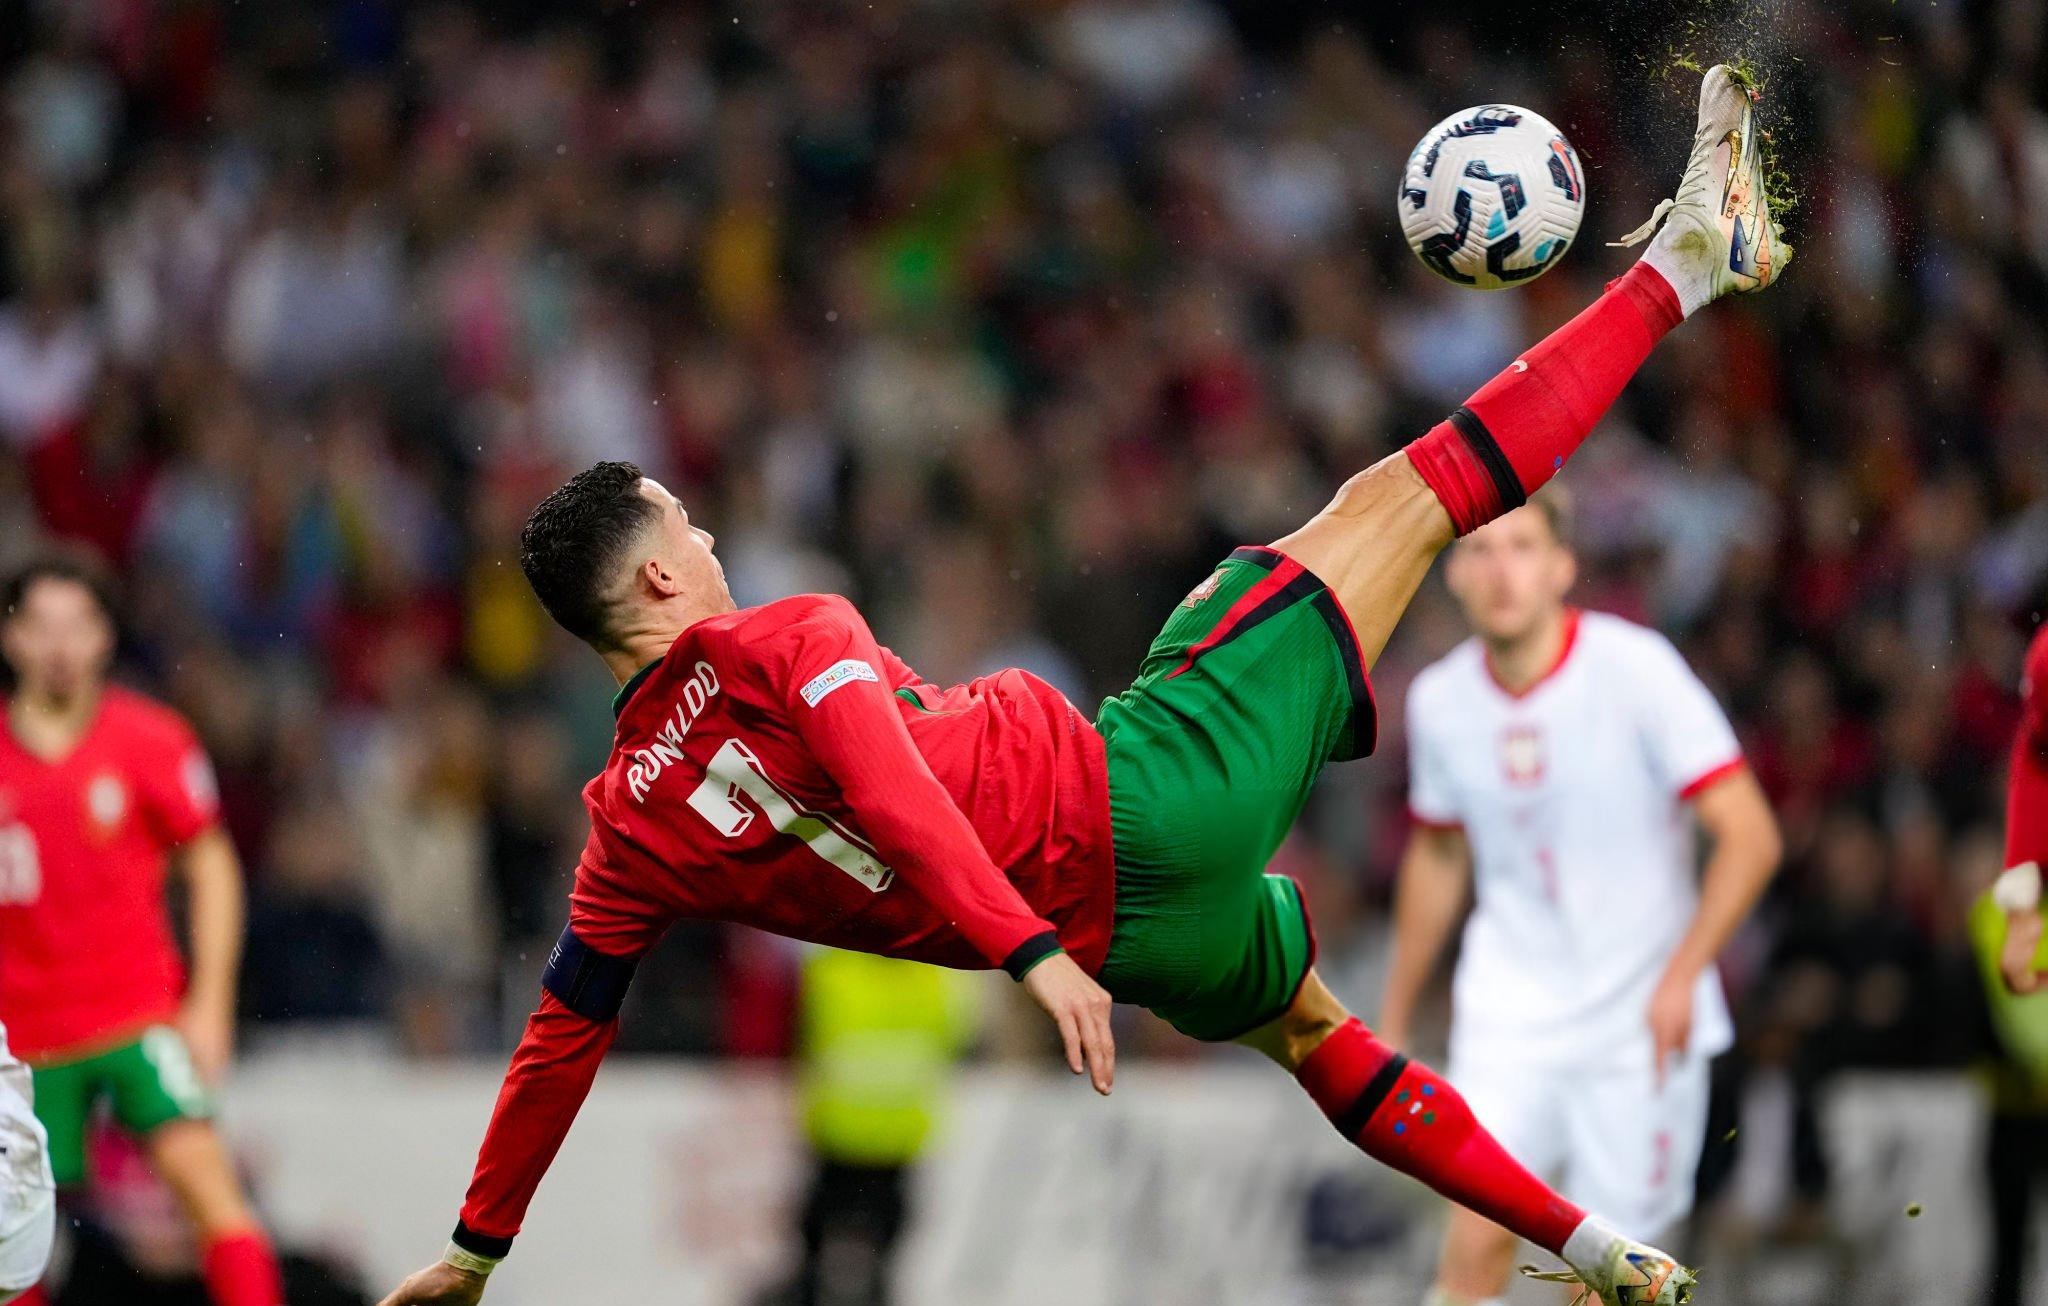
[1995,623,2048,993]
[382,67,1791,1306]
[0,559,282,1306]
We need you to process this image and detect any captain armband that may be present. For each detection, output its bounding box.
[541,924,640,1021]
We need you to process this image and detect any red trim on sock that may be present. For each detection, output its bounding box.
[1404,422,1500,537]
[1296,1020,1586,1255]
[201,1229,284,1306]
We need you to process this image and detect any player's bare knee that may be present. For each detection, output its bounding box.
[1239,971,1350,1070]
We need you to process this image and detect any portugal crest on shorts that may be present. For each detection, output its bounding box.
[1497,724,1546,787]
[1182,569,1226,609]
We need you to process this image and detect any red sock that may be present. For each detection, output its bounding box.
[11,1286,49,1306]
[1296,1019,1585,1255]
[200,1229,283,1306]
[1406,261,1685,535]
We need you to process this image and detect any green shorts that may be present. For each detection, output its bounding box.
[30,1026,213,1186]
[1095,547,1374,1042]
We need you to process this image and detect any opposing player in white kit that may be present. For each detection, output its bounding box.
[0,1023,53,1304]
[1380,497,1782,1306]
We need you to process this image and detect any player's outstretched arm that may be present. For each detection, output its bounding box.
[380,931,636,1303]
[1377,822,1472,1052]
[1650,767,1780,1081]
[771,598,1114,1088]
[174,827,247,1083]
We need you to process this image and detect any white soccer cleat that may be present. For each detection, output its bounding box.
[1525,1236,1698,1306]
[1615,63,1792,313]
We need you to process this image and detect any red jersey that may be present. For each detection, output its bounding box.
[452,595,1116,1257]
[2010,624,2048,868]
[571,593,1115,972]
[0,686,220,1060]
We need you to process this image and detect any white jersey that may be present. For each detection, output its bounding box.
[1406,609,1742,1072]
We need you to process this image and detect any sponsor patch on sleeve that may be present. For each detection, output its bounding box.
[800,659,879,706]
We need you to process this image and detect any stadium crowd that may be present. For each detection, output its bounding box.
[0,0,2043,1231]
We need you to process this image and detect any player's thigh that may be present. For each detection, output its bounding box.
[1096,553,1365,1017]
[1142,874,1316,1044]
[1267,452,1454,671]
[1444,1050,1569,1184]
[109,1026,214,1137]
[1560,1056,1710,1234]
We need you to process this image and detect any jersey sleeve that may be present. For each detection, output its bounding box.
[1404,681,1463,829]
[751,596,1061,976]
[133,709,220,846]
[453,843,669,1258]
[1626,631,1744,799]
[2021,628,2048,754]
[454,989,621,1258]
[2008,628,2048,867]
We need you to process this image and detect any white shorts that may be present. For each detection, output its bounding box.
[1447,1049,1710,1237]
[0,1056,54,1296]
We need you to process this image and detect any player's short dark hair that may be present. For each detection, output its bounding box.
[520,460,664,650]
[0,553,118,629]
[1529,486,1575,547]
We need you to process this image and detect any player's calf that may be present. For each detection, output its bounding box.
[1247,975,1694,1306]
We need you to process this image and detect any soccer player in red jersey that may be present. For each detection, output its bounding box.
[1995,623,2048,995]
[0,560,283,1306]
[382,67,1789,1306]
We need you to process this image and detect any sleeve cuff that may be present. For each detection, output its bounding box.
[451,1219,514,1263]
[1001,930,1064,981]
[1677,757,1746,801]
[1407,807,1462,832]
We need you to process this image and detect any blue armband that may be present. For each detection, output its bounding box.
[541,925,639,1022]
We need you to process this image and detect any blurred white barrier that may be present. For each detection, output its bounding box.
[217,1053,2022,1305]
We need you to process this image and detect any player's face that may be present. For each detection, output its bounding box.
[1445,507,1575,645]
[637,478,730,607]
[1,578,115,703]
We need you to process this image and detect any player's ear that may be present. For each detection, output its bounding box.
[1553,546,1577,599]
[641,554,681,599]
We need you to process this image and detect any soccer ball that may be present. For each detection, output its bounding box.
[1399,105,1586,290]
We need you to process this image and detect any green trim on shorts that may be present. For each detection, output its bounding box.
[1094,547,1372,1042]
[30,1027,213,1186]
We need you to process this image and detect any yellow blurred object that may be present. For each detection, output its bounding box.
[1968,892,2048,1108]
[466,558,550,685]
[798,948,977,1168]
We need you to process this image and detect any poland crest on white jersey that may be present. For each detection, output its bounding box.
[1406,609,1743,1071]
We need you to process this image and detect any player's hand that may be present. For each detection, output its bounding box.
[377,1261,488,1306]
[2003,907,2046,995]
[1647,963,1696,1088]
[1021,952,1115,1094]
[178,996,235,1085]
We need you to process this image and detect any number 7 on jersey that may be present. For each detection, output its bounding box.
[686,737,894,892]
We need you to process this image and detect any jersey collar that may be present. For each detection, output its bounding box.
[1484,607,1582,700]
[612,659,662,720]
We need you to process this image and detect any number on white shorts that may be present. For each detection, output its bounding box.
[687,738,894,893]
